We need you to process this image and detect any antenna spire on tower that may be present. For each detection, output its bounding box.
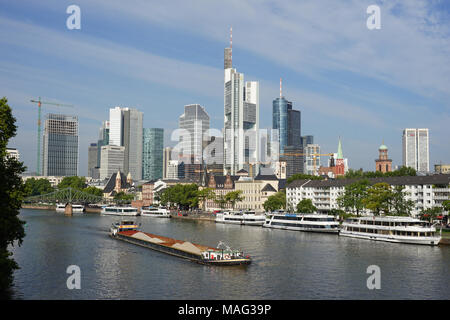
[230,26,232,65]
[280,78,282,98]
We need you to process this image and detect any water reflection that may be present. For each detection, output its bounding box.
[10,209,450,299]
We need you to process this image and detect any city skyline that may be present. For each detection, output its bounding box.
[2,1,449,176]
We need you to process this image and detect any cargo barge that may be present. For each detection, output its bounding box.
[109,221,251,266]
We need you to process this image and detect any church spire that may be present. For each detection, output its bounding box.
[337,137,343,160]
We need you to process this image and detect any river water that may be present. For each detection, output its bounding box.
[10,209,450,299]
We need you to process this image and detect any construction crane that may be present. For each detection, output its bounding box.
[30,97,74,175]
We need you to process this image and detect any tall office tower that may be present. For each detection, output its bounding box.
[97,121,109,168]
[88,143,98,178]
[100,145,125,180]
[272,79,302,177]
[142,128,164,181]
[304,143,320,175]
[178,104,210,164]
[42,114,78,176]
[163,147,172,179]
[223,34,259,176]
[402,128,429,172]
[109,107,143,180]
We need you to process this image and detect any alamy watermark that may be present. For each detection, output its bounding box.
[366,265,381,290]
[66,5,81,30]
[66,265,81,289]
[366,5,381,30]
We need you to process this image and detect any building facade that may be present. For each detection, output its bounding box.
[287,174,450,216]
[223,41,259,176]
[375,142,392,173]
[403,128,429,172]
[109,107,143,180]
[304,144,320,175]
[6,148,20,161]
[88,143,99,178]
[142,128,164,180]
[178,104,210,165]
[163,147,172,179]
[99,145,125,180]
[42,113,78,177]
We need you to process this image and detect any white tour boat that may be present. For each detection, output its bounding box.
[101,205,139,216]
[340,216,441,245]
[263,212,340,233]
[141,207,171,218]
[55,203,85,213]
[215,211,266,226]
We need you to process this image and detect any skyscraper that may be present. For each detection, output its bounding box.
[109,107,143,180]
[178,104,210,164]
[88,143,98,178]
[100,145,125,180]
[272,80,302,177]
[142,128,164,181]
[42,113,78,176]
[223,31,259,176]
[97,120,109,168]
[402,128,429,172]
[163,147,172,179]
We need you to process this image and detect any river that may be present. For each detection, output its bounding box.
[9,209,450,299]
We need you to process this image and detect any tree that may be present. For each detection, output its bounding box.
[296,199,317,213]
[196,187,215,212]
[58,176,86,190]
[113,191,134,203]
[225,190,244,210]
[214,194,228,210]
[389,185,414,216]
[83,186,103,197]
[362,182,392,215]
[158,184,199,210]
[263,190,286,212]
[337,179,369,216]
[24,178,54,196]
[419,206,443,222]
[442,200,450,214]
[0,97,27,299]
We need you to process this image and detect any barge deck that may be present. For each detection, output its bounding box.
[110,224,251,266]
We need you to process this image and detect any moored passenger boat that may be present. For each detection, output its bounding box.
[109,222,251,265]
[215,211,266,226]
[101,205,139,216]
[55,203,85,213]
[263,212,340,233]
[340,216,441,245]
[141,207,171,218]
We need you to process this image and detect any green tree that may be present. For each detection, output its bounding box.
[225,190,244,210]
[113,191,135,203]
[296,199,317,213]
[214,194,228,210]
[0,97,27,299]
[337,179,370,216]
[419,206,443,222]
[196,187,215,211]
[442,200,450,213]
[24,178,54,196]
[58,176,86,190]
[263,190,286,212]
[362,182,392,215]
[159,184,199,210]
[83,186,103,197]
[389,185,414,216]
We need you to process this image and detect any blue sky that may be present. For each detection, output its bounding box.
[1,0,449,176]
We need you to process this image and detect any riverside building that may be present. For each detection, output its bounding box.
[286,174,450,216]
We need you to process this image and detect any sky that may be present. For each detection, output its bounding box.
[1,0,449,176]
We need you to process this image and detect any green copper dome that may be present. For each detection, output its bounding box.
[379,140,388,150]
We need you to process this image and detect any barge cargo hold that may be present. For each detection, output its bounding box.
[109,222,251,266]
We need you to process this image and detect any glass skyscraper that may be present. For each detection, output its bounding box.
[142,128,164,180]
[272,93,301,177]
[42,113,79,176]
